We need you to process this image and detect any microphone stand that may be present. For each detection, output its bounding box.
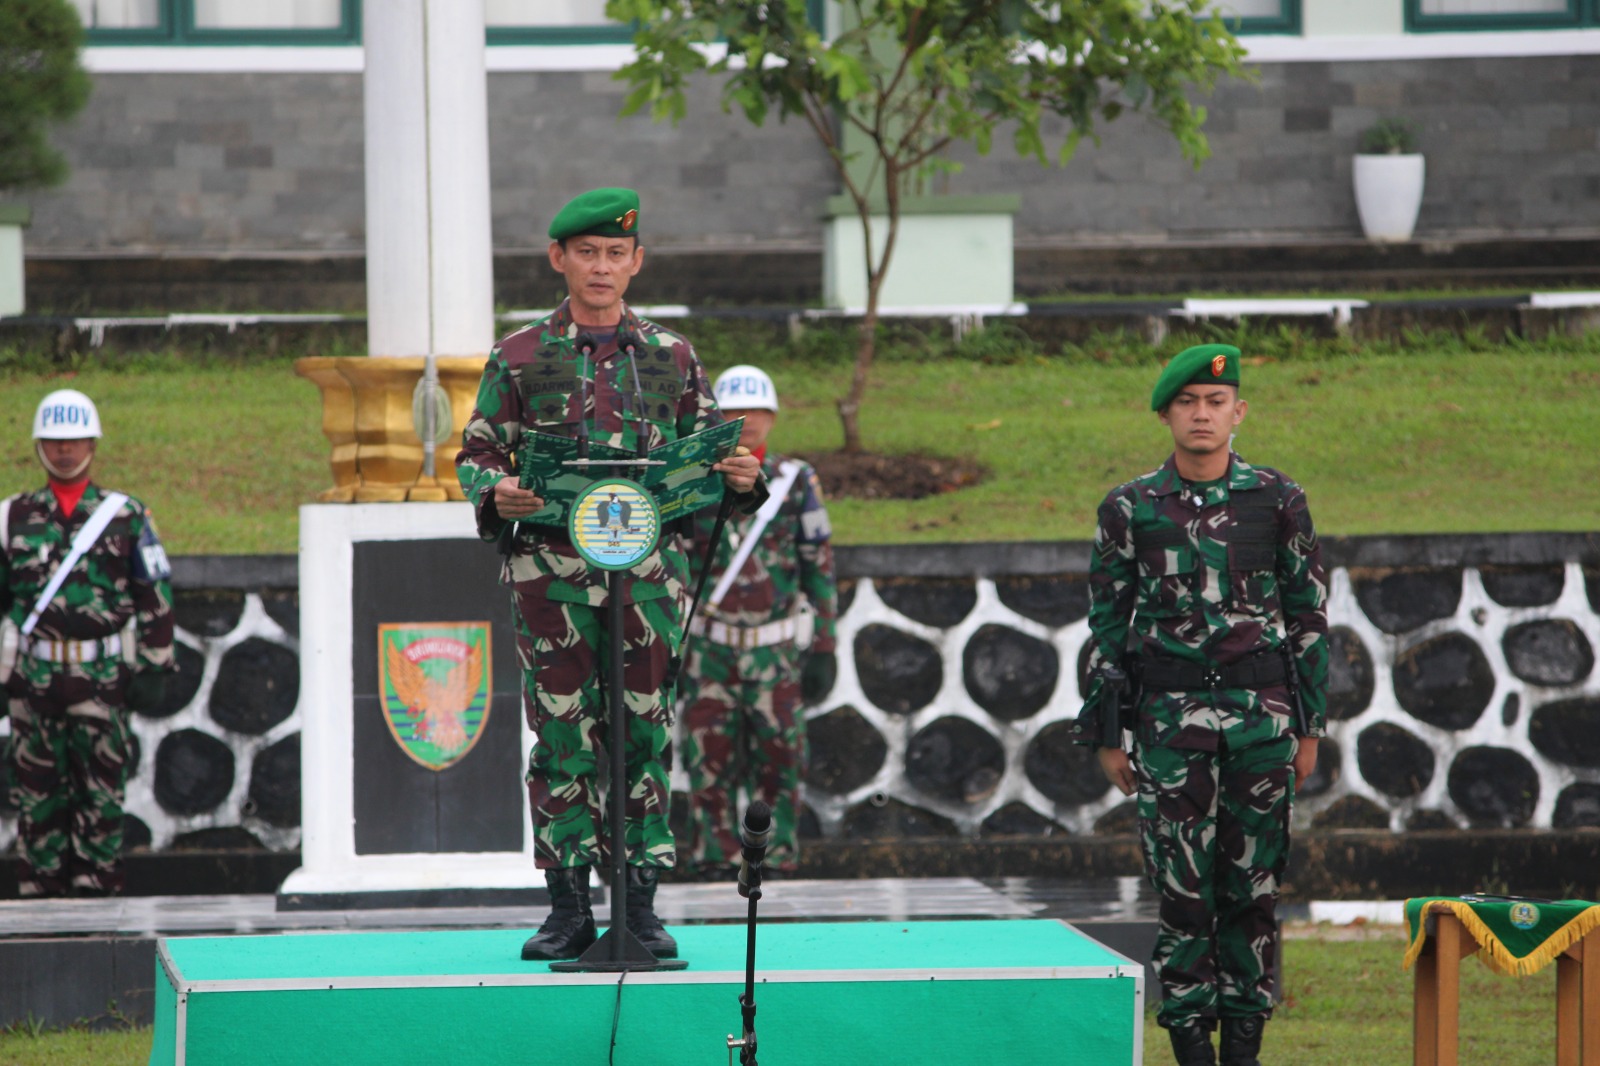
[727,803,771,1065]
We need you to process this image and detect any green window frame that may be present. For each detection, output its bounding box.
[81,0,361,46]
[1214,0,1301,35]
[485,0,826,45]
[1405,0,1599,32]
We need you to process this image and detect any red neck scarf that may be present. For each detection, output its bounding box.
[751,444,768,465]
[49,478,90,517]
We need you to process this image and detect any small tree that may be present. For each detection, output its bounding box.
[0,0,91,195]
[607,0,1247,453]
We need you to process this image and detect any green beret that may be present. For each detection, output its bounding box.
[1150,344,1242,411]
[548,187,641,241]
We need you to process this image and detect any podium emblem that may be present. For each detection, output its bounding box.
[570,478,660,571]
[378,622,493,770]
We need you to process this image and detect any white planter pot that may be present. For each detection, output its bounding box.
[1352,153,1425,243]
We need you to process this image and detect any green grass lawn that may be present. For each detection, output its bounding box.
[0,925,1562,1065]
[0,324,1593,555]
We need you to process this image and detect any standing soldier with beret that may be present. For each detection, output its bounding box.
[1074,344,1328,1066]
[456,188,762,961]
[680,365,837,877]
[2,389,174,897]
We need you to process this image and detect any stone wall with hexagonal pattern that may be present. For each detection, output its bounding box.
[2,537,1596,864]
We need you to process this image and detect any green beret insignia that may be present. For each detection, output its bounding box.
[548,187,642,241]
[1150,344,1242,411]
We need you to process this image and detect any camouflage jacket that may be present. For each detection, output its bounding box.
[1078,454,1329,747]
[687,452,838,654]
[456,299,758,606]
[0,484,175,673]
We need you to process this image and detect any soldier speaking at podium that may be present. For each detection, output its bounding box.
[456,188,761,961]
[1074,345,1328,1066]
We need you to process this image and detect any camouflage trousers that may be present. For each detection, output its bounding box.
[1136,731,1297,1029]
[678,638,806,873]
[7,661,132,897]
[512,583,680,870]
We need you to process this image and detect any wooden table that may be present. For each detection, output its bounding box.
[1414,901,1600,1065]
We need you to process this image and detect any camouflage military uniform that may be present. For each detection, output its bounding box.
[456,299,753,871]
[1077,454,1328,1031]
[2,485,174,897]
[680,454,836,872]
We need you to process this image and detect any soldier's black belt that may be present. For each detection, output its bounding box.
[1140,654,1287,692]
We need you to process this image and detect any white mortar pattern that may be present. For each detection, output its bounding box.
[0,593,302,855]
[804,565,1600,837]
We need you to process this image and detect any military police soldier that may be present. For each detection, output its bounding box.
[455,188,761,961]
[1075,344,1328,1066]
[2,390,174,897]
[680,365,837,876]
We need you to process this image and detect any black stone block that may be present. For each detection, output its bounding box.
[798,802,821,840]
[1393,633,1494,731]
[962,624,1059,722]
[1327,626,1375,721]
[980,802,1062,837]
[995,575,1089,628]
[1502,692,1521,727]
[1555,785,1600,829]
[171,826,265,850]
[1529,697,1600,768]
[172,588,244,637]
[1405,809,1460,831]
[875,578,977,628]
[853,624,942,715]
[1094,802,1139,834]
[1024,720,1113,806]
[1503,619,1594,686]
[248,733,300,828]
[262,589,299,637]
[153,729,236,815]
[122,813,151,850]
[1352,569,1461,633]
[126,731,141,778]
[805,705,888,795]
[1587,566,1600,614]
[905,717,1005,805]
[840,797,958,840]
[837,579,856,617]
[1448,747,1539,828]
[1356,723,1435,798]
[136,641,205,720]
[1480,565,1565,607]
[1298,737,1340,798]
[1311,795,1390,830]
[210,637,299,735]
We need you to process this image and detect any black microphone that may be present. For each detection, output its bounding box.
[737,801,773,899]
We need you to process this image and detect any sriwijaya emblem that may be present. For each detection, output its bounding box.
[378,622,492,771]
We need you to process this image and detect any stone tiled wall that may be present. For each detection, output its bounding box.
[805,559,1600,842]
[1,539,1596,859]
[21,55,1600,255]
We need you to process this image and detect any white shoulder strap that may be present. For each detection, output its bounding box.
[21,492,129,638]
[707,461,803,609]
[0,493,16,556]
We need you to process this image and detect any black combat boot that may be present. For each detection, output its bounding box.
[625,865,678,958]
[520,866,596,961]
[1219,1016,1265,1066]
[1168,1023,1217,1066]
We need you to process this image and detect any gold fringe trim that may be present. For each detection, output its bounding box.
[1402,899,1600,977]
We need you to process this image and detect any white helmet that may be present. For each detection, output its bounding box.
[33,389,102,440]
[713,365,779,413]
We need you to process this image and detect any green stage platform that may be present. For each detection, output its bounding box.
[151,919,1143,1065]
